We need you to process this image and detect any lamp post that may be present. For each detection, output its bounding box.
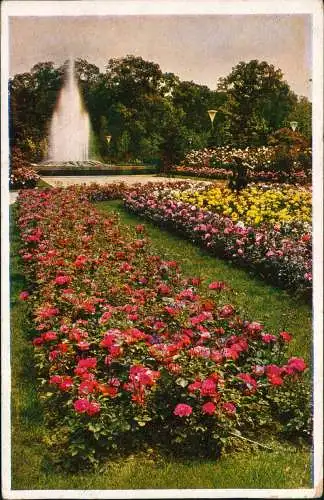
[207,109,217,129]
[105,135,112,163]
[290,121,298,132]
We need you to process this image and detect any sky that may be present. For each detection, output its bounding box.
[8,12,312,98]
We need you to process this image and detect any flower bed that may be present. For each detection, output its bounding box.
[172,145,311,184]
[170,165,309,184]
[15,186,310,469]
[174,184,311,226]
[123,183,312,296]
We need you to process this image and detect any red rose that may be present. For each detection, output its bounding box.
[280,331,292,342]
[208,281,226,291]
[59,377,74,391]
[78,380,97,395]
[268,374,284,386]
[49,375,62,385]
[202,402,216,415]
[99,311,112,324]
[200,378,217,397]
[33,337,44,346]
[188,380,202,393]
[77,341,90,351]
[42,331,57,342]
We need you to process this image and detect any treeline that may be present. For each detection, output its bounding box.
[9,56,311,165]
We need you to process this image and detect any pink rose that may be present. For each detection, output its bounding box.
[54,275,71,285]
[287,357,307,372]
[200,378,217,397]
[222,402,236,415]
[173,403,193,417]
[218,304,234,318]
[261,333,277,344]
[87,401,101,416]
[74,399,90,413]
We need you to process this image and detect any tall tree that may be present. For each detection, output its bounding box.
[9,62,63,160]
[217,60,297,147]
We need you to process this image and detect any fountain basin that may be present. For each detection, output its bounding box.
[32,161,156,176]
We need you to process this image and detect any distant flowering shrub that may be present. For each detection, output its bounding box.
[16,186,311,469]
[9,147,39,190]
[175,145,311,184]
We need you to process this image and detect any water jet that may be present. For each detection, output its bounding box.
[48,60,90,162]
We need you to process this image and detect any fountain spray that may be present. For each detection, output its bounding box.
[48,59,90,162]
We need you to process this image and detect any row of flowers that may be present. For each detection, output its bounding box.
[170,164,310,184]
[16,186,310,468]
[182,145,312,171]
[123,183,312,296]
[173,184,311,226]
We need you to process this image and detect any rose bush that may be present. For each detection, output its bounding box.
[9,147,40,190]
[123,183,312,296]
[16,186,311,469]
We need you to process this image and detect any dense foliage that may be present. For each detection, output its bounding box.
[16,186,311,469]
[123,182,312,296]
[9,57,311,165]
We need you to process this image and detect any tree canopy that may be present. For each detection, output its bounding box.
[9,56,310,164]
[217,60,299,147]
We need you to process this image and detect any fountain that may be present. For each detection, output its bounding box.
[48,60,90,163]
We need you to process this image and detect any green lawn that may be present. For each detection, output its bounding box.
[10,200,312,490]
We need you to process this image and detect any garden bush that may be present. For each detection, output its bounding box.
[15,186,311,470]
[123,182,312,297]
[9,147,40,190]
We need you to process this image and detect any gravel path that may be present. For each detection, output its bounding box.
[41,174,200,188]
[9,192,19,205]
